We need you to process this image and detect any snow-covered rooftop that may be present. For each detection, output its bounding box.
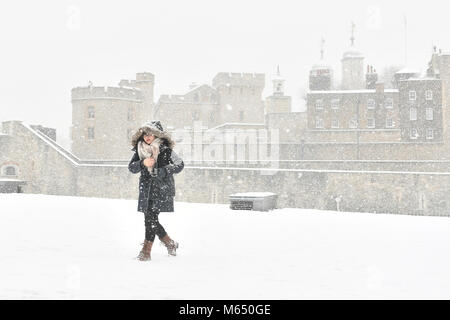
[230,192,277,197]
[311,60,332,70]
[342,46,364,59]
[309,89,399,94]
[399,77,440,82]
[0,178,25,182]
[185,83,215,95]
[395,67,420,74]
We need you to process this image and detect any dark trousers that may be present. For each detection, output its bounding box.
[144,202,167,242]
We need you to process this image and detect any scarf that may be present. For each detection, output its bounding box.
[137,138,163,173]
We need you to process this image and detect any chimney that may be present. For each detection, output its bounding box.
[366,65,378,89]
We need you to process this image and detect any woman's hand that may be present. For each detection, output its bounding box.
[143,158,156,168]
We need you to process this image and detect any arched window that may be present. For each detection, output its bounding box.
[6,167,16,175]
[2,165,18,176]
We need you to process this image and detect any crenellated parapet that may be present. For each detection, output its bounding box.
[71,86,143,102]
[136,72,155,82]
[212,72,265,88]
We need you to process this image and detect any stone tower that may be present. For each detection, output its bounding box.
[341,22,365,90]
[212,72,265,123]
[71,73,153,160]
[134,72,155,118]
[265,66,291,114]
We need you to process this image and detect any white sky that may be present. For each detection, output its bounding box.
[1,0,449,148]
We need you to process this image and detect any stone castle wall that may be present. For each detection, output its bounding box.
[2,121,450,217]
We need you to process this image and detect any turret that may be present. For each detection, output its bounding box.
[309,38,333,91]
[341,22,365,90]
[266,66,291,114]
[272,65,285,95]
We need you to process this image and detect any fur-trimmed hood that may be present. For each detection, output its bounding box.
[131,120,175,150]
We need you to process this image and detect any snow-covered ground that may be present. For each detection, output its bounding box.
[2,193,450,300]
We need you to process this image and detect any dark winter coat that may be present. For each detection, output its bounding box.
[128,139,184,213]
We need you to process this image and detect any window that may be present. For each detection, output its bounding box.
[385,98,393,109]
[240,87,243,94]
[87,127,95,140]
[349,117,358,129]
[367,99,375,109]
[386,118,395,128]
[239,111,244,121]
[88,106,95,119]
[194,93,199,102]
[331,118,339,128]
[410,107,417,121]
[331,99,340,110]
[3,166,17,176]
[426,90,433,101]
[367,118,375,128]
[315,99,324,110]
[127,107,135,121]
[409,90,417,101]
[410,128,419,139]
[315,117,324,129]
[426,128,434,139]
[276,83,282,92]
[426,108,434,120]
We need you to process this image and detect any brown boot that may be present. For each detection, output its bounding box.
[160,235,179,256]
[137,240,153,261]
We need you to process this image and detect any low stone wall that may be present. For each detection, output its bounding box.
[75,164,138,200]
[0,122,77,196]
[175,167,450,216]
[2,121,450,217]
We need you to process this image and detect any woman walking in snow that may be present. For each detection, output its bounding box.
[128,120,184,261]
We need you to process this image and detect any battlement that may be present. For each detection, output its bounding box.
[118,79,136,87]
[119,72,154,87]
[71,86,143,101]
[438,53,450,80]
[136,72,155,82]
[212,72,265,88]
